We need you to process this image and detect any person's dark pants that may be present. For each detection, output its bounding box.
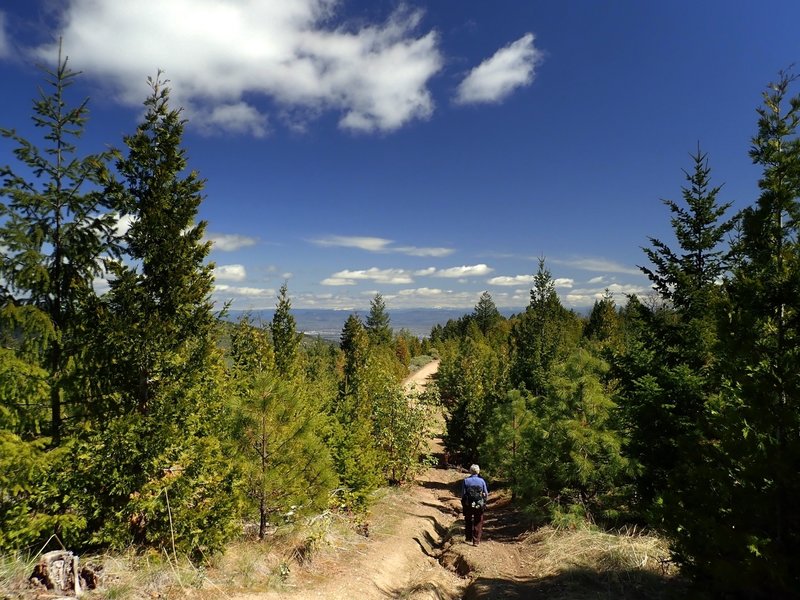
[463,505,485,544]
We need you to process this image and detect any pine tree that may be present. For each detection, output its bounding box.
[583,290,621,345]
[615,146,733,530]
[339,313,369,401]
[83,76,237,555]
[0,304,77,551]
[366,293,392,346]
[331,313,382,505]
[709,71,800,594]
[472,291,502,337]
[270,282,301,378]
[0,45,117,443]
[511,258,581,395]
[640,145,734,317]
[230,317,335,539]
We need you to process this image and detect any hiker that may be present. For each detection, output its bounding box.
[461,464,488,546]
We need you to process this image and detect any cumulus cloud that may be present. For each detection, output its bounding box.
[33,1,442,135]
[313,235,453,257]
[427,264,493,278]
[214,264,246,282]
[588,276,606,284]
[199,102,269,137]
[207,233,258,251]
[487,274,534,286]
[488,273,572,288]
[215,284,275,297]
[321,267,414,286]
[455,33,541,105]
[398,287,444,296]
[552,257,642,275]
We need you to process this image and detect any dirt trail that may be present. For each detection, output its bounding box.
[231,360,534,600]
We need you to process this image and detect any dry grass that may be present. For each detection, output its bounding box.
[524,525,677,578]
[0,509,374,600]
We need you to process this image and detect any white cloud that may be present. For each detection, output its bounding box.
[199,102,268,137]
[0,13,9,58]
[315,236,392,252]
[313,235,453,257]
[429,264,493,278]
[398,287,443,296]
[282,272,293,280]
[214,284,275,297]
[552,257,642,276]
[207,233,258,251]
[455,33,541,105]
[554,278,574,288]
[414,267,437,276]
[488,273,572,288]
[396,245,454,257]
[487,274,534,286]
[320,277,357,286]
[214,264,246,282]
[321,267,414,286]
[588,276,606,284]
[114,213,136,237]
[33,1,443,135]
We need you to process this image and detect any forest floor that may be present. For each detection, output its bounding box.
[4,360,685,599]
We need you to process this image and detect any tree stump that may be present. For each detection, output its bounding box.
[30,550,83,596]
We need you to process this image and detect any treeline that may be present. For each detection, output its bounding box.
[432,73,800,597]
[0,57,433,557]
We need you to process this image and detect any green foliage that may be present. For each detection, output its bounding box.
[511,259,583,396]
[371,376,433,484]
[330,314,382,505]
[0,46,117,443]
[703,71,800,595]
[473,291,503,337]
[366,293,392,346]
[479,389,533,488]
[640,145,734,317]
[583,290,621,347]
[78,76,237,557]
[0,432,81,551]
[231,370,336,538]
[439,334,510,464]
[517,350,629,521]
[270,283,302,378]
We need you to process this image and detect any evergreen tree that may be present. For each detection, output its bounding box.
[640,145,734,317]
[511,258,582,395]
[0,304,78,551]
[472,291,502,336]
[331,313,382,505]
[615,146,732,529]
[709,71,800,595]
[82,76,237,555]
[230,317,335,539]
[366,293,392,346]
[231,313,274,374]
[270,282,301,378]
[0,46,117,443]
[479,389,533,492]
[583,290,620,345]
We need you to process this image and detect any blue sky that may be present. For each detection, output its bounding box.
[1,1,798,311]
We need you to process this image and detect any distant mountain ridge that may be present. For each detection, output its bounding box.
[225,307,522,340]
